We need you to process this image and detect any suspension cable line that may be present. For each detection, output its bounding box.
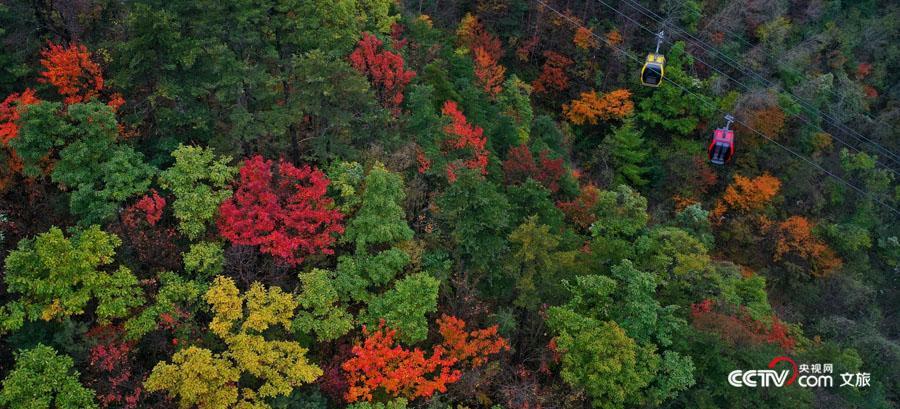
[598,0,900,177]
[614,0,900,167]
[532,0,900,216]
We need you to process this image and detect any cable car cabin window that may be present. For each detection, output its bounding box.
[709,142,732,165]
[642,64,662,86]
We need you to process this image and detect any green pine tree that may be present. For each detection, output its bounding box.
[603,119,650,187]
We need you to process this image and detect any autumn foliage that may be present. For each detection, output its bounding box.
[342,322,459,402]
[437,315,510,367]
[774,216,842,276]
[350,33,416,113]
[39,42,105,104]
[441,101,489,182]
[532,51,573,94]
[457,13,502,59]
[573,27,599,50]
[563,89,634,125]
[86,326,144,409]
[0,89,40,145]
[131,190,166,226]
[218,155,345,265]
[342,317,508,403]
[0,6,892,409]
[557,184,600,230]
[474,47,506,97]
[113,190,180,270]
[391,22,409,51]
[0,89,40,190]
[515,36,539,62]
[740,106,786,140]
[457,13,505,97]
[691,299,796,352]
[503,144,566,193]
[711,173,782,219]
[606,29,624,47]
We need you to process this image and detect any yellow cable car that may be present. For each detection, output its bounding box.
[641,31,666,87]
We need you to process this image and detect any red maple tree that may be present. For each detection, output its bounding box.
[218,155,344,266]
[39,42,105,104]
[441,101,489,182]
[0,89,40,190]
[349,33,416,114]
[502,144,565,193]
[130,190,166,226]
[0,88,41,145]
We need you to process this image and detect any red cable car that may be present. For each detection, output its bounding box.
[708,115,735,165]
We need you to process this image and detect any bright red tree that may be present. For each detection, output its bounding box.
[218,155,344,266]
[39,42,105,104]
[130,190,166,226]
[441,101,489,182]
[349,33,416,114]
[0,89,40,145]
[0,89,40,190]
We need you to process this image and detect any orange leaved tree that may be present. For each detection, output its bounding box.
[342,316,508,403]
[711,173,782,219]
[573,27,599,50]
[773,216,842,276]
[563,89,634,125]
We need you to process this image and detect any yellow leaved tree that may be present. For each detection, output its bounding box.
[145,276,322,409]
